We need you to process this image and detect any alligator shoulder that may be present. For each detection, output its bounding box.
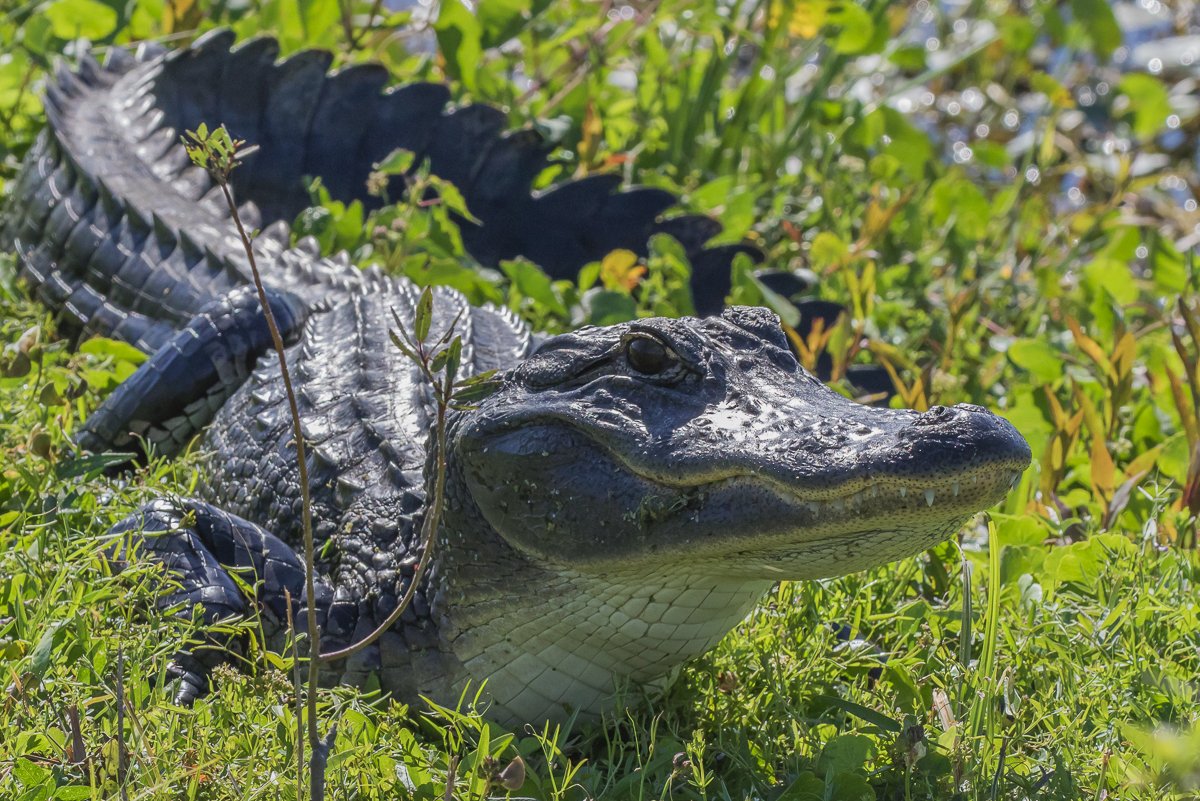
[4,33,1032,726]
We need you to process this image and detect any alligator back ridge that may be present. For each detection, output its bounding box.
[3,29,749,353]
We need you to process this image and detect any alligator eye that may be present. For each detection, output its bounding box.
[626,336,675,375]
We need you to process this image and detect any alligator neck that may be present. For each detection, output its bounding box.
[430,448,772,725]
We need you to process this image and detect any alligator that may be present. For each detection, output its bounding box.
[3,31,1031,726]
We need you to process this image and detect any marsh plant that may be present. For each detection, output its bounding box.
[3,0,1200,798]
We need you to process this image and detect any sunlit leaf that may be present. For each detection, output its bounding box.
[599,249,645,293]
[502,260,567,316]
[375,149,416,176]
[1117,73,1172,140]
[1071,0,1121,59]
[828,1,874,54]
[44,0,118,39]
[415,286,433,341]
[1007,339,1062,385]
[435,0,483,93]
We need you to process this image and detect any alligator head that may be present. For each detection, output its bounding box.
[437,306,1030,723]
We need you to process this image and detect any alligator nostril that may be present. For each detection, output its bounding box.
[911,404,993,427]
[911,405,954,426]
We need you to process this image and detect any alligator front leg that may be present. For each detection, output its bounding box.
[77,284,308,458]
[109,498,354,703]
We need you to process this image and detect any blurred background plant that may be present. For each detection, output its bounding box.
[4,0,1200,797]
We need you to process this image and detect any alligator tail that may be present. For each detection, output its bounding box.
[2,30,752,353]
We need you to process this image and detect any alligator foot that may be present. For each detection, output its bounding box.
[108,498,333,704]
[77,285,307,460]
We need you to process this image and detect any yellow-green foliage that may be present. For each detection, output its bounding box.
[3,0,1200,797]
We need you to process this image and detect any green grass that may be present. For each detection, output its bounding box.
[5,0,1200,796]
[3,274,1199,797]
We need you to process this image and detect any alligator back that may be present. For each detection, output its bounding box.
[2,29,748,354]
[0,32,567,691]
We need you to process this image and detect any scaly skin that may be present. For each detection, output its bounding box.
[3,32,1031,725]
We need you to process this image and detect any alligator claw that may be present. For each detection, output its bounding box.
[167,657,211,706]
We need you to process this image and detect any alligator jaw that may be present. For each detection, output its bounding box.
[646,463,1027,579]
[455,306,1032,578]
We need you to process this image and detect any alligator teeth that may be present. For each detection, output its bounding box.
[899,487,907,499]
[924,489,935,507]
[951,481,959,498]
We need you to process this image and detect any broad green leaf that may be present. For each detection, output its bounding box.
[1007,339,1062,384]
[1117,73,1171,140]
[13,757,50,787]
[754,281,801,328]
[1000,545,1047,587]
[20,15,53,55]
[816,734,873,777]
[972,140,1011,169]
[826,772,874,801]
[478,0,530,48]
[878,108,932,175]
[444,336,462,387]
[992,513,1051,548]
[1001,390,1053,460]
[691,176,757,242]
[1152,236,1186,293]
[997,14,1036,53]
[503,260,567,316]
[375,149,416,176]
[335,200,365,251]
[776,772,824,801]
[828,1,874,54]
[298,0,339,42]
[1159,432,1190,484]
[1071,0,1121,58]
[415,286,434,341]
[1083,257,1139,304]
[429,177,480,223]
[435,0,483,93]
[728,257,764,308]
[294,205,336,253]
[27,622,63,682]
[888,42,926,70]
[78,336,147,366]
[926,173,990,241]
[44,0,118,39]
[453,380,501,404]
[585,290,636,326]
[810,231,849,270]
[1044,534,1136,590]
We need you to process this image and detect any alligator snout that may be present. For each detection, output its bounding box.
[896,402,1032,474]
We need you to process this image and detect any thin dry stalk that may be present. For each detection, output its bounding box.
[183,125,486,800]
[186,124,327,800]
[217,178,329,796]
[286,588,304,801]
